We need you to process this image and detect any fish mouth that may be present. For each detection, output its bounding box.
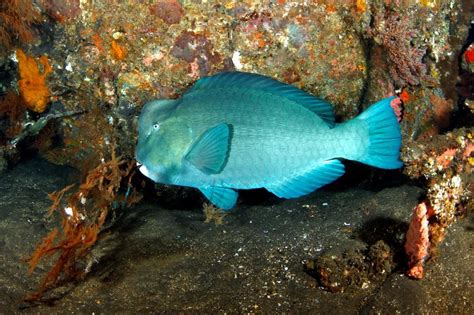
[136,160,162,182]
[135,160,149,176]
[137,163,152,178]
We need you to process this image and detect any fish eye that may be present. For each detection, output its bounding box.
[153,123,160,130]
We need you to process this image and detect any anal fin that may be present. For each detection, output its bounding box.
[266,160,345,199]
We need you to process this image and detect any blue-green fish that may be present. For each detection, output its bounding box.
[136,72,402,210]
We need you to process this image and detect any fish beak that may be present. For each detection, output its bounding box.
[138,164,151,178]
[136,161,150,177]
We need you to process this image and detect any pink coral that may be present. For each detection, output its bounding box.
[436,148,457,169]
[367,11,428,86]
[390,96,403,122]
[405,201,433,279]
[464,143,474,158]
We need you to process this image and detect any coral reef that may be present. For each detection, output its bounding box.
[171,31,222,78]
[460,42,474,114]
[110,40,126,61]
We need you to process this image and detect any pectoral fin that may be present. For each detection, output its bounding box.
[185,123,232,174]
[199,186,238,210]
[266,160,345,199]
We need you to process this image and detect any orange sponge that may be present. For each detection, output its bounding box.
[110,40,126,61]
[17,49,52,113]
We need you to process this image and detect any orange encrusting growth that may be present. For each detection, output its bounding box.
[110,40,126,60]
[91,33,105,53]
[400,88,410,103]
[16,49,52,113]
[356,0,366,13]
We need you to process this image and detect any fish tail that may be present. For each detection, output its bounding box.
[354,96,403,169]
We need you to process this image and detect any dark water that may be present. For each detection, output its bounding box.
[0,158,472,313]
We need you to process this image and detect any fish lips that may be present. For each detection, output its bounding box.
[136,161,150,177]
[136,160,163,183]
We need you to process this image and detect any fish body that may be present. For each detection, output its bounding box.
[136,72,402,209]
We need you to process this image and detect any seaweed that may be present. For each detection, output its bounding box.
[203,203,227,225]
[26,145,142,301]
[0,0,40,54]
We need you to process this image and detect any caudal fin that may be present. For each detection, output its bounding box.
[356,96,403,169]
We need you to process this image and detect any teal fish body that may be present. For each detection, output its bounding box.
[136,72,402,209]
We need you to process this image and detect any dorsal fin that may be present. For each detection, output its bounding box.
[185,72,335,127]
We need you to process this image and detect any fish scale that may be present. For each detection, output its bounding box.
[136,72,402,209]
[178,91,325,183]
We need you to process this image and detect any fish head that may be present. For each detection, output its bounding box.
[135,99,190,183]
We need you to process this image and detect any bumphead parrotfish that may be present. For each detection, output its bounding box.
[136,72,402,210]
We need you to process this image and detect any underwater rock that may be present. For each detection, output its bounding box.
[305,240,395,293]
